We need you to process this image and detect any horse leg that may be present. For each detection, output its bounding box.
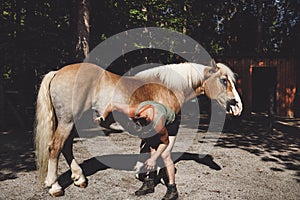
[45,122,73,197]
[62,132,87,188]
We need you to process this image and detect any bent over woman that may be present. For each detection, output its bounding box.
[96,100,179,200]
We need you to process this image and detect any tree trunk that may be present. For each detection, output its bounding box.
[73,0,90,62]
[256,0,263,55]
[183,0,188,34]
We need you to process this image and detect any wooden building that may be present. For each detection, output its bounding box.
[218,58,299,117]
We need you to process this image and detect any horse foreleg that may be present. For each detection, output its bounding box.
[62,134,87,188]
[45,123,73,197]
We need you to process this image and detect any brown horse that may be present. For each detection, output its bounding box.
[35,61,242,196]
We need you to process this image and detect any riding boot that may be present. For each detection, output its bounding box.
[161,184,179,200]
[134,177,155,196]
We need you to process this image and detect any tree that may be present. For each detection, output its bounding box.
[1,0,299,88]
[73,0,90,62]
[255,0,263,55]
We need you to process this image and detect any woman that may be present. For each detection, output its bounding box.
[95,100,179,200]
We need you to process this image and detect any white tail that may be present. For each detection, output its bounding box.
[34,71,57,184]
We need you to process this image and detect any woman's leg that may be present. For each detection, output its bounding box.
[161,136,176,184]
[161,136,179,200]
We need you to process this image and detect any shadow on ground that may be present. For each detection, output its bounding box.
[215,114,300,182]
[58,152,221,190]
[1,113,299,185]
[0,129,36,181]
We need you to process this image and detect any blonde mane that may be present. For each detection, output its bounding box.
[135,62,236,92]
[135,62,207,90]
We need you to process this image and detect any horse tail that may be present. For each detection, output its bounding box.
[34,71,57,184]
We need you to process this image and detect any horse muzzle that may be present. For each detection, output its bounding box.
[226,99,242,116]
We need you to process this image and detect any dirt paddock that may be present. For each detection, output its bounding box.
[1,114,299,200]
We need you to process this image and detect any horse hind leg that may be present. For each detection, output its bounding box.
[45,122,73,197]
[62,130,87,188]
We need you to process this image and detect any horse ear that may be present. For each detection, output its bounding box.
[209,59,218,73]
[210,59,217,68]
[204,67,216,80]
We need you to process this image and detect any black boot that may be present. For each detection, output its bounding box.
[161,184,178,200]
[135,178,155,196]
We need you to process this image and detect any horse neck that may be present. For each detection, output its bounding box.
[171,90,186,108]
[135,63,207,101]
[172,63,206,102]
[183,85,205,103]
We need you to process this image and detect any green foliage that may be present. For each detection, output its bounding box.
[0,0,73,85]
[1,0,299,91]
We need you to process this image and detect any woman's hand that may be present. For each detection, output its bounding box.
[145,157,156,170]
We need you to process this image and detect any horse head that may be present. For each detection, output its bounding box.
[203,60,243,116]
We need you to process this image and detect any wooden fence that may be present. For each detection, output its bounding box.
[217,57,299,117]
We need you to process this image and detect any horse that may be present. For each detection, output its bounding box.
[34,61,242,197]
[134,62,242,116]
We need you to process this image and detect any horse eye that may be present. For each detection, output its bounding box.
[220,78,228,86]
[234,73,239,80]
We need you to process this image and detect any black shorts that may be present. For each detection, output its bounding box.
[166,114,181,136]
[140,114,181,150]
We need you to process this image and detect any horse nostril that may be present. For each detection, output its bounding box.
[226,99,238,112]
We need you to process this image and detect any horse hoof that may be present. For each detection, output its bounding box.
[74,176,88,188]
[75,181,88,188]
[49,184,64,197]
[50,190,64,197]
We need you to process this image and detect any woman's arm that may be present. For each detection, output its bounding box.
[144,142,168,170]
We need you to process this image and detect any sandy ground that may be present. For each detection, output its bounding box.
[0,114,299,200]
